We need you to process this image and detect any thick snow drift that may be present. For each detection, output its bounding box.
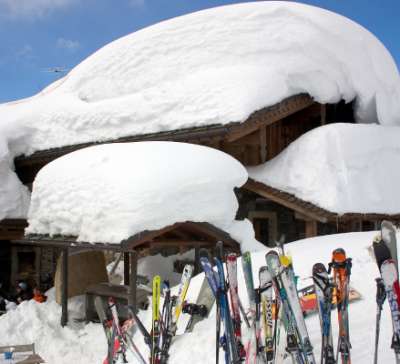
[1,1,399,220]
[0,231,397,363]
[26,141,261,248]
[248,123,400,215]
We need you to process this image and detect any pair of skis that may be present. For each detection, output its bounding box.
[265,250,316,364]
[200,244,244,364]
[150,264,194,363]
[312,248,352,364]
[372,220,400,364]
[95,296,147,364]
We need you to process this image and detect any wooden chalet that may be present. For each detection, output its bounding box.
[0,92,393,303]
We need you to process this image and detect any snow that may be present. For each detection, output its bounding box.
[248,123,400,215]
[1,1,400,220]
[26,141,257,247]
[1,230,398,363]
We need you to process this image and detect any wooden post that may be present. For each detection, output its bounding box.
[61,247,69,327]
[129,251,137,312]
[124,252,130,285]
[259,126,267,163]
[305,220,318,238]
[320,104,326,125]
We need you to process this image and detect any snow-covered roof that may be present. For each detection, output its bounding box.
[248,123,400,215]
[26,141,262,250]
[1,1,399,220]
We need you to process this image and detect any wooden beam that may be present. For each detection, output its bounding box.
[61,248,69,327]
[244,180,328,223]
[321,104,326,125]
[259,126,267,163]
[129,251,137,312]
[122,223,182,250]
[305,220,318,238]
[226,94,314,142]
[124,253,130,285]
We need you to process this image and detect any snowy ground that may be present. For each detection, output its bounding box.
[0,231,397,363]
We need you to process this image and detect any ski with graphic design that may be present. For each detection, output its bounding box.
[159,280,173,364]
[279,254,315,364]
[373,236,400,363]
[241,251,259,364]
[215,256,241,364]
[173,264,194,325]
[329,249,352,364]
[199,250,221,364]
[226,253,245,358]
[151,275,161,364]
[258,266,275,363]
[312,263,335,364]
[265,250,306,364]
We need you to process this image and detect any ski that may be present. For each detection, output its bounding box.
[258,266,275,363]
[373,234,400,363]
[241,251,258,364]
[199,250,221,364]
[128,305,152,351]
[329,249,352,364]
[173,264,194,326]
[151,275,161,364]
[265,250,306,364]
[215,256,241,364]
[312,263,335,364]
[226,253,245,358]
[160,280,173,364]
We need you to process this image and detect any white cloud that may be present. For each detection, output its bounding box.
[129,0,145,8]
[16,44,33,58]
[57,38,80,52]
[0,0,76,19]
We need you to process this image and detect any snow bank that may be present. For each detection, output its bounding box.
[1,1,399,220]
[1,231,396,363]
[26,142,250,245]
[248,123,400,215]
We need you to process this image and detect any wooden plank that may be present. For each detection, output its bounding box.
[123,253,130,285]
[260,126,267,163]
[321,104,327,125]
[129,251,137,312]
[305,220,318,237]
[244,179,329,223]
[226,94,314,142]
[61,248,69,327]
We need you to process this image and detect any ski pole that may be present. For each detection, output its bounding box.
[374,278,386,364]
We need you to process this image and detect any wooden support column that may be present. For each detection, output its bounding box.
[124,252,130,285]
[259,126,267,163]
[320,104,326,125]
[61,247,69,327]
[305,220,318,238]
[129,251,137,312]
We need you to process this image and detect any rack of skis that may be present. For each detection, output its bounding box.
[95,221,400,364]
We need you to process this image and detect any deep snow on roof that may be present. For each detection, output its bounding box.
[26,141,263,250]
[1,1,399,220]
[248,123,400,215]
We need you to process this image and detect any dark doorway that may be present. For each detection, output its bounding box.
[0,241,11,291]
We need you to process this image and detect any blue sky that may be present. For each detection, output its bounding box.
[0,0,398,103]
